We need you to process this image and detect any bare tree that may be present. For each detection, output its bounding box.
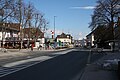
[0,0,17,48]
[33,12,43,39]
[0,0,19,22]
[89,0,120,30]
[89,0,120,48]
[0,0,49,49]
[32,10,49,39]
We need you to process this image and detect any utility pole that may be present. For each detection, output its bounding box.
[54,16,56,49]
[54,16,56,39]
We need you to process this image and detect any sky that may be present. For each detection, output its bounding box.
[24,0,97,40]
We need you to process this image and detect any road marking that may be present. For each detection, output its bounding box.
[3,49,74,67]
[52,49,75,54]
[3,56,52,67]
[0,57,53,78]
[0,49,74,78]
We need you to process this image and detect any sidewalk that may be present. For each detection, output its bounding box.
[80,52,120,80]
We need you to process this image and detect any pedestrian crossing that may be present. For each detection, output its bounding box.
[0,49,74,78]
[0,55,57,77]
[0,61,43,77]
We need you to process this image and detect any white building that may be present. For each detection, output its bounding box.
[56,33,73,47]
[0,22,20,48]
[86,32,95,48]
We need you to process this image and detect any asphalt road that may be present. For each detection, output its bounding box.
[0,50,104,80]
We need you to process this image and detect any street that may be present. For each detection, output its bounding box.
[0,49,69,65]
[0,49,104,80]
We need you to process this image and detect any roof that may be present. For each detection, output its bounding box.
[23,28,44,38]
[57,33,72,39]
[0,22,20,31]
[86,26,106,37]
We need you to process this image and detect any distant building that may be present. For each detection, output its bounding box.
[74,39,87,47]
[80,39,87,47]
[56,33,73,47]
[74,40,81,47]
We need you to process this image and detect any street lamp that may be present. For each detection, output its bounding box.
[54,16,56,39]
[54,16,56,49]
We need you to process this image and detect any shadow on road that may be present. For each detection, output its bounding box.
[0,51,104,80]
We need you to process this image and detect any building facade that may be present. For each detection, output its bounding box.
[0,22,20,48]
[86,32,95,48]
[56,33,73,47]
[0,23,45,49]
[23,28,45,48]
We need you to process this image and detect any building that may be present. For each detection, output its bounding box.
[56,33,73,47]
[74,40,81,47]
[0,23,45,49]
[23,27,45,48]
[0,22,20,48]
[86,17,120,49]
[86,32,95,48]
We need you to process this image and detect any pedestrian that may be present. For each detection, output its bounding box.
[38,45,42,50]
[31,43,34,51]
[19,44,21,51]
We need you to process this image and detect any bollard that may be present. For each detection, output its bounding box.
[118,61,120,80]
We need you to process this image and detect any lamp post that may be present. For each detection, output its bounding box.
[54,16,56,49]
[54,16,56,39]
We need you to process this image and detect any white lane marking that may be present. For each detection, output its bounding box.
[3,49,74,67]
[3,56,52,67]
[0,49,75,77]
[0,60,44,77]
[52,49,75,54]
[0,56,53,77]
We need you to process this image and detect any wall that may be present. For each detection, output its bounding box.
[57,38,71,43]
